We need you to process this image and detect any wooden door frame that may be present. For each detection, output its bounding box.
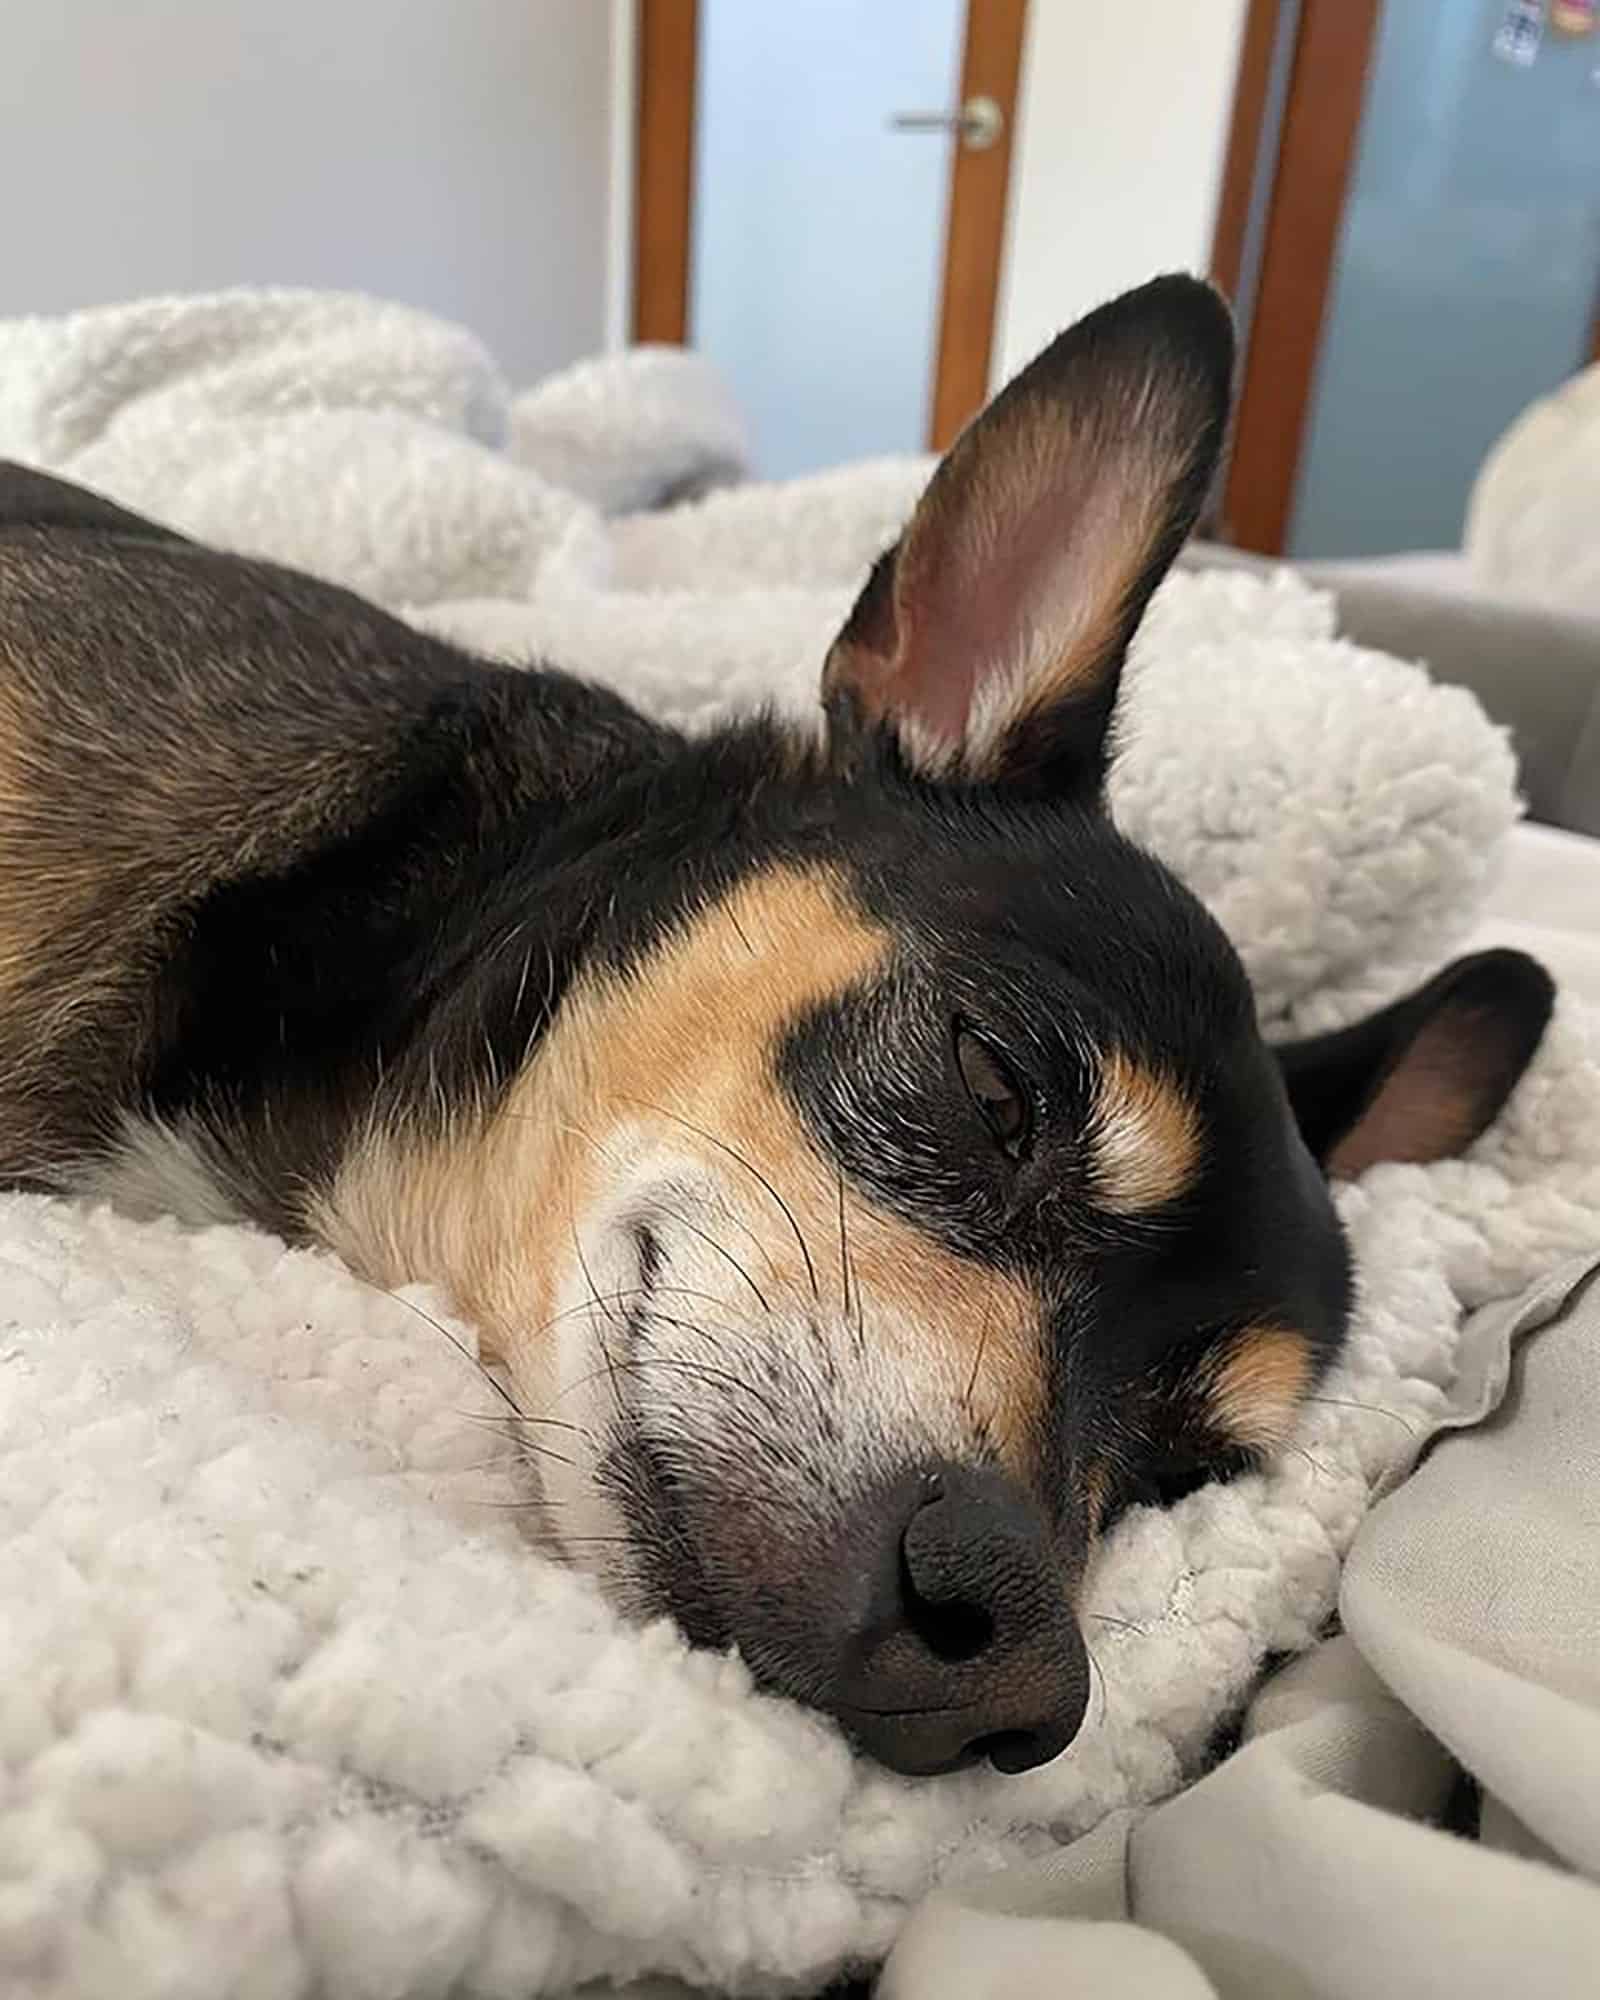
[1209,0,1383,555]
[629,0,1028,449]
[927,0,1028,447]
[1209,0,1290,309]
[632,0,698,346]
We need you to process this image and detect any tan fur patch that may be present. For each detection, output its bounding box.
[1205,1324,1315,1452]
[990,449,1171,760]
[1088,1048,1202,1213]
[321,862,1051,1468]
[1080,1458,1112,1537]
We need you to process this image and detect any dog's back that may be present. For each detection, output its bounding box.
[0,465,666,1202]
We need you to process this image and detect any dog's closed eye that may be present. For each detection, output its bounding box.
[955,1024,1034,1161]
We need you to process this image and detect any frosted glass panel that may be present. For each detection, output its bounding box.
[1289,1,1600,559]
[691,0,964,480]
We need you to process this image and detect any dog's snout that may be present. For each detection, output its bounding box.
[828,1463,1089,1777]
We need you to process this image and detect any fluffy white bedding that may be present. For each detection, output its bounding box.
[1,291,1598,2000]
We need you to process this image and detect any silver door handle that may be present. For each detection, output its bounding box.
[889,94,1004,151]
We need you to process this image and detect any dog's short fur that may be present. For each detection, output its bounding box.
[0,278,1552,1775]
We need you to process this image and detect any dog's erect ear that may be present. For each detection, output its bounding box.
[822,274,1233,797]
[1276,950,1555,1179]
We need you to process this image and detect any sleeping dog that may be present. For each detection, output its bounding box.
[0,277,1551,1776]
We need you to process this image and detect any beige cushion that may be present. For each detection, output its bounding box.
[1466,362,1600,619]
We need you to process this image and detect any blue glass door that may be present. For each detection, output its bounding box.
[690,0,965,480]
[1289,1,1600,558]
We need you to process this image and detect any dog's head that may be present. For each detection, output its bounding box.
[451,278,1550,1775]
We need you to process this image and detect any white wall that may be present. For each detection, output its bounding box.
[3,0,613,387]
[992,0,1248,385]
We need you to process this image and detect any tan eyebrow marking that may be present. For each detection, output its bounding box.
[1088,1048,1202,1212]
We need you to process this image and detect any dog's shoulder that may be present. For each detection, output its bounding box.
[0,462,188,544]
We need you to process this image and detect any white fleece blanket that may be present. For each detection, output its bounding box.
[2,291,1599,2000]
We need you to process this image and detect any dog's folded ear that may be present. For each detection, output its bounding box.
[1275,949,1555,1179]
[821,273,1233,798]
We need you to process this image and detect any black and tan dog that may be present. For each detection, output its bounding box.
[0,277,1551,1775]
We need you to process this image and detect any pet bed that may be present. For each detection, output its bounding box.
[1,291,1598,2000]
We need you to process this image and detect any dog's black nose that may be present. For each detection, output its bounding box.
[827,1463,1089,1777]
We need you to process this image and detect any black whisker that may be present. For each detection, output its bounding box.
[372,1282,528,1423]
[453,1407,588,1440]
[1084,1643,1108,1730]
[964,1275,997,1415]
[626,1338,789,1423]
[658,1211,773,1316]
[617,1096,820,1301]
[1280,1440,1336,1482]
[835,1164,853,1326]
[724,906,758,958]
[454,1445,579,1476]
[463,1423,578,1470]
[552,1118,784,1312]
[521,1282,746,1349]
[476,1438,576,1471]
[560,1346,787,1425]
[1302,1394,1419,1437]
[569,1218,627,1421]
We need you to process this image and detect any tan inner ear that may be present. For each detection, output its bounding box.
[823,339,1209,784]
[958,431,1179,768]
[1325,1009,1497,1180]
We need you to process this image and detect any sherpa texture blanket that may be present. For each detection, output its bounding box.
[1,291,1598,2000]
